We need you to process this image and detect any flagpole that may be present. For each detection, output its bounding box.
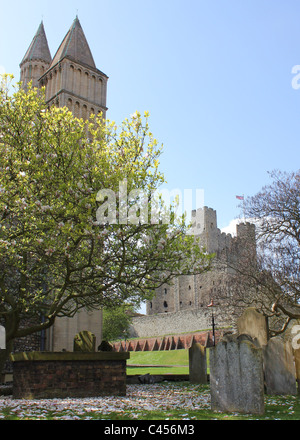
[236,195,245,222]
[242,194,245,222]
[207,299,215,346]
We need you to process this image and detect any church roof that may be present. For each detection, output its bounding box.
[20,21,52,66]
[50,17,96,70]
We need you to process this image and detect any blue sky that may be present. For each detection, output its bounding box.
[1,0,300,233]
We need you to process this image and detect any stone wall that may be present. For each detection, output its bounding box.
[11,352,129,399]
[130,306,233,339]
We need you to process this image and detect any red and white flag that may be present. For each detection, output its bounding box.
[236,195,244,200]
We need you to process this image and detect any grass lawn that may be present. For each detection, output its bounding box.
[127,349,190,375]
[127,349,190,366]
[126,348,210,375]
[127,366,189,375]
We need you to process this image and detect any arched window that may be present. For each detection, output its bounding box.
[82,104,87,120]
[75,101,80,118]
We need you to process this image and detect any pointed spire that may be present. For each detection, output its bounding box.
[50,17,96,69]
[20,21,52,67]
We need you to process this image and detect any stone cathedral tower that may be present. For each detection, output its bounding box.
[18,18,108,352]
[20,17,108,120]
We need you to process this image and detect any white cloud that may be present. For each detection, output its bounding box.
[221,218,242,236]
[221,217,260,237]
[221,218,255,236]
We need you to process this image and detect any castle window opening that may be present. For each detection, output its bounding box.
[163,301,168,308]
[164,288,167,294]
[188,285,191,290]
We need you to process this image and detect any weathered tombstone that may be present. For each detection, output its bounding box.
[73,330,96,352]
[210,334,265,415]
[0,326,5,350]
[237,307,268,347]
[263,336,297,395]
[189,343,207,384]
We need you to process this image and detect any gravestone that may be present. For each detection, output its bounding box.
[0,326,5,350]
[73,330,96,352]
[237,307,268,347]
[210,334,265,415]
[189,343,207,383]
[263,336,297,395]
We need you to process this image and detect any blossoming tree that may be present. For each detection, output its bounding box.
[0,76,211,370]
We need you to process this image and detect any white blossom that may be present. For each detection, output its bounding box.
[45,248,55,256]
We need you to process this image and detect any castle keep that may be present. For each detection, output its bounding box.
[147,206,255,316]
[129,207,256,341]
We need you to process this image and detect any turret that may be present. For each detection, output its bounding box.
[20,22,52,89]
[39,17,108,120]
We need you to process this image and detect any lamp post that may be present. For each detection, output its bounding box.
[207,299,215,346]
[123,329,127,351]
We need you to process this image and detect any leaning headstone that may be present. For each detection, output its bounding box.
[189,343,207,384]
[237,307,268,347]
[73,330,96,352]
[210,334,265,415]
[263,336,297,395]
[0,326,5,350]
